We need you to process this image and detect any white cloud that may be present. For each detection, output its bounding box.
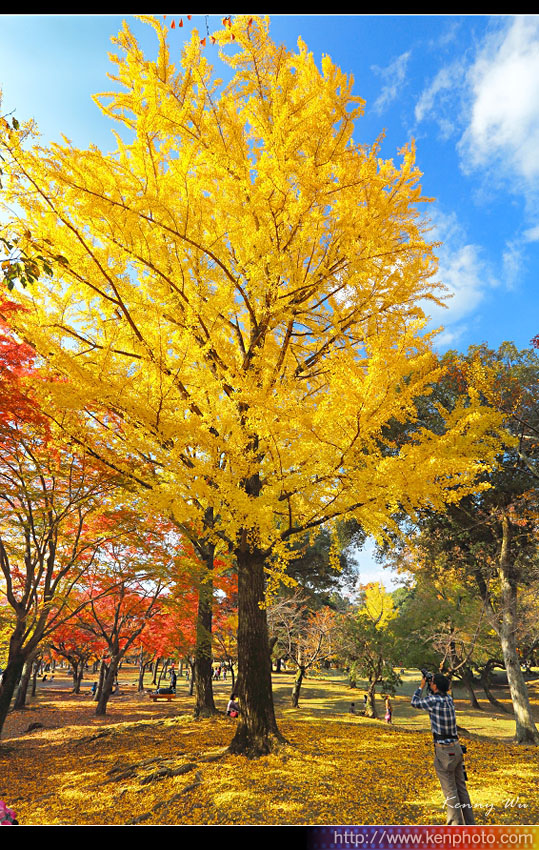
[421,210,496,340]
[414,61,463,130]
[414,17,539,204]
[371,51,411,114]
[523,223,539,242]
[434,243,487,320]
[502,238,525,289]
[432,326,469,350]
[459,16,539,191]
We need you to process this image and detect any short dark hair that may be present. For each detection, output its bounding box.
[433,673,450,693]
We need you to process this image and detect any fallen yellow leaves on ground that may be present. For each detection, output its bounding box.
[1,683,538,826]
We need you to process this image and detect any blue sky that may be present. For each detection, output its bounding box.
[1,14,538,588]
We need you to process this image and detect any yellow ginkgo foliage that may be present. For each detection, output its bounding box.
[360,582,397,630]
[0,15,503,756]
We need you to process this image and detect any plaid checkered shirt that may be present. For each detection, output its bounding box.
[411,687,458,743]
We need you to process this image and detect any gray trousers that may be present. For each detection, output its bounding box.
[434,742,475,825]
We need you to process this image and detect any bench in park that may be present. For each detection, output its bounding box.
[149,692,176,702]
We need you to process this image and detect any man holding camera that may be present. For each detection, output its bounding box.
[412,672,475,825]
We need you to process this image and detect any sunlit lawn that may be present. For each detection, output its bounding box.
[273,668,526,742]
[1,667,538,826]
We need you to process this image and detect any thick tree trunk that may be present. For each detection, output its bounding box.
[13,659,32,710]
[94,658,108,703]
[138,657,149,692]
[0,622,28,737]
[157,658,169,689]
[96,660,118,716]
[498,516,539,744]
[194,540,217,718]
[71,666,79,693]
[364,681,378,718]
[31,661,40,697]
[480,660,510,713]
[291,665,305,708]
[461,666,482,710]
[66,655,85,694]
[228,545,284,756]
[74,662,85,695]
[152,657,161,686]
[0,655,25,736]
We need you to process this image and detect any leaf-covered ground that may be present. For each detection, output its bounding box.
[1,671,538,826]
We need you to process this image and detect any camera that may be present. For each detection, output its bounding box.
[420,668,434,691]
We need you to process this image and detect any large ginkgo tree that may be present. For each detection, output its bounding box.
[0,15,502,755]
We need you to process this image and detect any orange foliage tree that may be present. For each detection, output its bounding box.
[72,510,181,715]
[0,306,127,736]
[48,619,104,694]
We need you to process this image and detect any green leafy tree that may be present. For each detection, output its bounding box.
[387,344,539,743]
[283,520,364,607]
[338,583,402,718]
[390,576,508,710]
